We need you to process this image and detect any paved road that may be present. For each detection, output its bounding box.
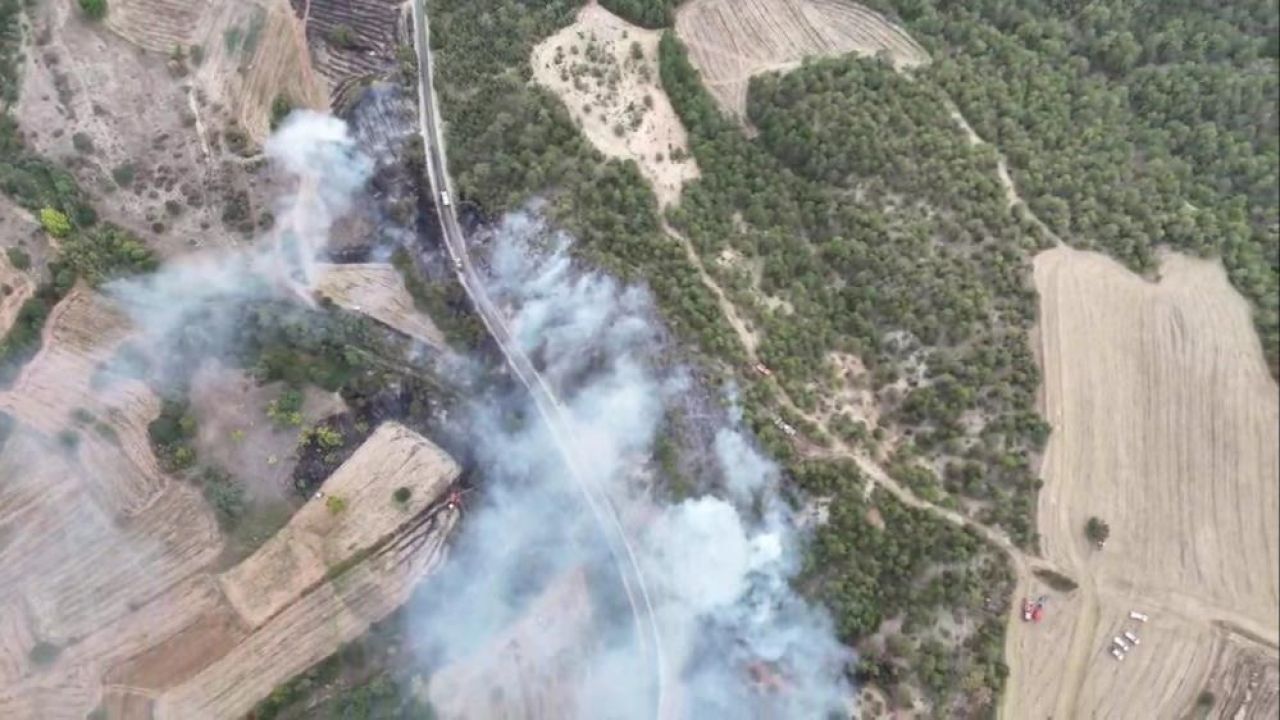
[407,2,670,715]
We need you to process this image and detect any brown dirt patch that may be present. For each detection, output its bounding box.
[674,0,928,120]
[1002,246,1280,718]
[315,262,447,347]
[532,3,700,207]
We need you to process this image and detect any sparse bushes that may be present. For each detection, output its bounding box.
[77,0,106,21]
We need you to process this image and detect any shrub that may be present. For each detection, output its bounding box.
[326,25,356,50]
[1033,568,1079,593]
[29,641,60,666]
[39,207,71,237]
[71,132,94,154]
[56,428,79,451]
[1085,516,1110,546]
[325,494,347,515]
[111,162,135,187]
[5,247,30,270]
[78,0,106,21]
[392,486,411,504]
[270,95,294,130]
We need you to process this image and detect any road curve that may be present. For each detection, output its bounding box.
[406,2,670,716]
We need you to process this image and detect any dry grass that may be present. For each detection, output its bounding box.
[1002,246,1280,719]
[315,263,447,348]
[532,4,700,207]
[674,0,928,120]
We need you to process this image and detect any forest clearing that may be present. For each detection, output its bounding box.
[1002,246,1280,719]
[532,3,699,208]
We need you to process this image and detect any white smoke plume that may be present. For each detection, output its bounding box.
[410,212,851,718]
[108,110,371,342]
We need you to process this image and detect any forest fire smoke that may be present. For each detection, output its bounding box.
[410,212,850,718]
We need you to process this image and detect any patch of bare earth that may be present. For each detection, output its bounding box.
[674,0,928,121]
[532,3,699,208]
[315,262,447,348]
[0,288,459,719]
[1002,246,1280,719]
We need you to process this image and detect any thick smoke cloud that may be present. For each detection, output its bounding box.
[411,213,851,718]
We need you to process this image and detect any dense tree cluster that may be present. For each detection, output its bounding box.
[661,33,1046,547]
[599,0,676,29]
[793,460,1013,714]
[873,0,1279,372]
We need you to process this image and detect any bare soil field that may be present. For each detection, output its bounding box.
[674,0,928,120]
[188,359,346,501]
[315,262,447,347]
[0,287,460,719]
[1002,246,1280,719]
[532,3,700,207]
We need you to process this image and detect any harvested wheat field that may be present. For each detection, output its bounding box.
[674,0,927,119]
[315,262,447,347]
[532,3,699,207]
[1002,246,1280,719]
[0,288,460,719]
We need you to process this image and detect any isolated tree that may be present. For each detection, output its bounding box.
[393,486,412,504]
[1085,516,1110,546]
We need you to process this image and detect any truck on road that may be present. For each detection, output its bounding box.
[441,190,451,207]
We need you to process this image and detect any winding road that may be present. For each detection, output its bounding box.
[406,1,670,716]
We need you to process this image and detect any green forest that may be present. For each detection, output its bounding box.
[424,0,1276,713]
[868,0,1279,372]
